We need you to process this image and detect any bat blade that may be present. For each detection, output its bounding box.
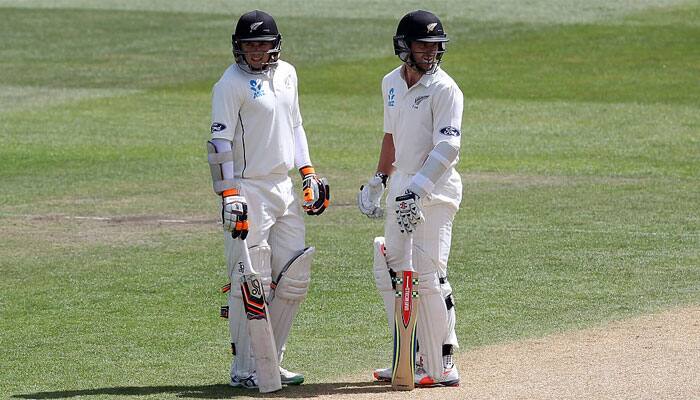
[391,270,419,391]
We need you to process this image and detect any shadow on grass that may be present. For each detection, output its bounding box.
[12,381,392,399]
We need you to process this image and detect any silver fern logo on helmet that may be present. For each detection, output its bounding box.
[426,23,437,33]
[250,21,263,31]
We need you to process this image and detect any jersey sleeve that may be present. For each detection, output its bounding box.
[382,78,392,134]
[210,79,241,142]
[431,83,463,148]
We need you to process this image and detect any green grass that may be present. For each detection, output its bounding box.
[1,1,699,398]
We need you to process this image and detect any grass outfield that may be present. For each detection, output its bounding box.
[1,1,699,398]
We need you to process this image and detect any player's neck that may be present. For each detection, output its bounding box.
[402,64,424,89]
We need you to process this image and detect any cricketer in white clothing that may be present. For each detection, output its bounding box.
[357,10,463,388]
[207,10,329,390]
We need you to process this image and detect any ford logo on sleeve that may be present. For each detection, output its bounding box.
[211,122,226,133]
[439,126,460,136]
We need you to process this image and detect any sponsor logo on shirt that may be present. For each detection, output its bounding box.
[211,122,227,133]
[439,126,460,137]
[285,74,293,89]
[249,79,265,99]
[412,95,430,109]
[387,88,395,107]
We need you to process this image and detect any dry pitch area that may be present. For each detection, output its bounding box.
[238,306,699,399]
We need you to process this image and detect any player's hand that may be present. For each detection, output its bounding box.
[395,190,424,234]
[300,166,330,216]
[222,189,248,239]
[357,173,386,218]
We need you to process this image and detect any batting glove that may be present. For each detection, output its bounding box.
[395,190,424,234]
[358,172,387,218]
[222,188,248,239]
[300,165,330,216]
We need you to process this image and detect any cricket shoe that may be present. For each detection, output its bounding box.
[372,363,422,382]
[372,367,393,382]
[415,365,460,387]
[229,373,258,389]
[373,366,460,387]
[280,366,304,385]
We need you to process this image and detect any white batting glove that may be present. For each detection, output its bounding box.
[395,190,424,234]
[222,189,248,239]
[357,173,387,218]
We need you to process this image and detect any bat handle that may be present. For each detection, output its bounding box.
[237,238,256,275]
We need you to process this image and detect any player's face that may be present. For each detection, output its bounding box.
[241,41,274,70]
[410,41,439,72]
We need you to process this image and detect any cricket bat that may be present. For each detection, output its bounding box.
[391,269,419,391]
[238,240,282,393]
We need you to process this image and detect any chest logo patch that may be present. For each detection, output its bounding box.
[439,126,461,137]
[413,95,430,109]
[249,79,265,99]
[387,88,396,107]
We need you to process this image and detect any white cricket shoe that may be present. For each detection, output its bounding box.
[372,367,392,382]
[373,365,460,387]
[230,373,258,389]
[280,366,304,385]
[415,365,460,387]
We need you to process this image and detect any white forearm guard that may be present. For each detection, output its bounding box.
[408,141,459,198]
[207,139,236,195]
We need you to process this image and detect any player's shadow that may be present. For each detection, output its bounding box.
[12,381,392,399]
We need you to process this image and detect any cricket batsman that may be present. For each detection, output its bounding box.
[357,9,463,387]
[207,10,330,389]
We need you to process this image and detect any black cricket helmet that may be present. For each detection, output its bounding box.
[232,10,282,73]
[393,10,449,74]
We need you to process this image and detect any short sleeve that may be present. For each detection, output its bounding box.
[382,78,392,134]
[211,80,241,141]
[431,83,463,148]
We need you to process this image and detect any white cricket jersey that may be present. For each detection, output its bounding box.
[211,60,302,179]
[382,65,464,204]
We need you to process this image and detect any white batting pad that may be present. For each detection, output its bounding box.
[228,294,255,378]
[227,243,272,378]
[372,236,396,332]
[268,247,314,358]
[414,245,457,379]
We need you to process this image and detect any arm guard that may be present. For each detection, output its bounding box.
[207,139,237,195]
[407,141,459,198]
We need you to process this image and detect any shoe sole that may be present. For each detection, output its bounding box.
[229,382,258,389]
[281,376,304,386]
[416,379,460,388]
[374,372,459,388]
[372,371,391,382]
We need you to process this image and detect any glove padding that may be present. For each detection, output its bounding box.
[222,194,249,239]
[395,190,424,234]
[357,175,385,218]
[301,172,330,216]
